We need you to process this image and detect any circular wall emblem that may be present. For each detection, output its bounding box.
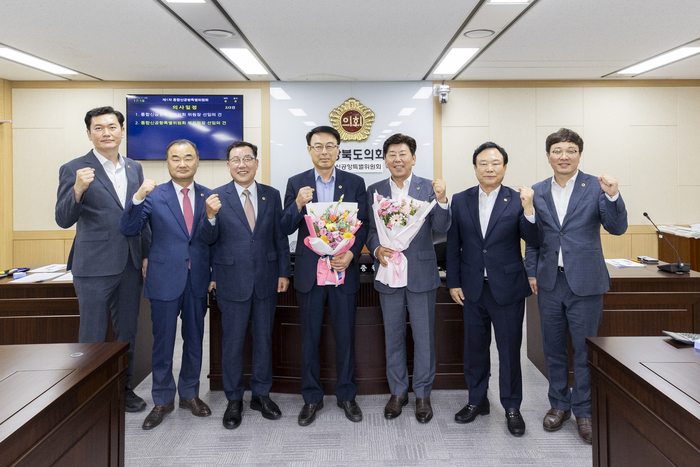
[329,98,375,142]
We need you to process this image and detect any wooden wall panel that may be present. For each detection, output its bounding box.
[13,230,74,267]
[1,80,12,267]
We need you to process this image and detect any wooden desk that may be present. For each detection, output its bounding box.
[208,273,466,394]
[658,231,700,272]
[588,337,700,467]
[0,343,128,467]
[527,263,700,379]
[0,269,153,387]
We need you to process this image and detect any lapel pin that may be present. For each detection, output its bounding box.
[200,193,204,197]
[127,165,130,169]
[504,198,508,202]
[262,197,266,200]
[582,183,585,187]
[338,185,343,189]
[416,186,421,190]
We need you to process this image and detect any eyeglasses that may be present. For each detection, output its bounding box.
[550,148,579,156]
[311,144,339,153]
[229,156,256,165]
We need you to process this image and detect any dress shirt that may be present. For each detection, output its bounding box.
[207,181,257,226]
[550,170,618,268]
[314,168,336,203]
[93,149,127,208]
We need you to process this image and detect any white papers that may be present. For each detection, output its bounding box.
[52,272,73,282]
[658,226,700,239]
[10,272,63,283]
[605,259,646,268]
[30,264,67,273]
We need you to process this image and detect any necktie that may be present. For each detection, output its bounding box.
[181,188,193,235]
[243,189,255,231]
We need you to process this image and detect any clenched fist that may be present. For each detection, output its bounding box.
[74,167,95,202]
[296,186,315,212]
[206,194,222,219]
[598,174,619,198]
[432,179,447,204]
[519,186,534,216]
[135,179,158,201]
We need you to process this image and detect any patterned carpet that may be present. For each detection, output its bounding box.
[125,316,593,467]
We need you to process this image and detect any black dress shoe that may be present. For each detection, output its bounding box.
[251,395,282,420]
[223,399,243,429]
[125,389,147,413]
[337,400,362,422]
[298,400,324,426]
[455,398,490,423]
[384,394,409,419]
[142,402,174,430]
[506,408,526,436]
[415,397,433,423]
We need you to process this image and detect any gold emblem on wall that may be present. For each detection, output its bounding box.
[329,98,375,142]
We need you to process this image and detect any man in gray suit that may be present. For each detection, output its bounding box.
[525,128,627,443]
[56,106,151,412]
[366,133,451,423]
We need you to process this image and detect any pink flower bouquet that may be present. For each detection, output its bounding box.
[303,195,363,286]
[372,192,435,287]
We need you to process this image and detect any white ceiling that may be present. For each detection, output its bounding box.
[1,0,700,82]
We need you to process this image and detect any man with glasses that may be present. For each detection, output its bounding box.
[366,133,450,424]
[280,126,368,426]
[120,139,212,430]
[525,128,627,443]
[202,141,290,430]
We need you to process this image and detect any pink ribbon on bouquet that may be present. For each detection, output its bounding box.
[389,251,403,284]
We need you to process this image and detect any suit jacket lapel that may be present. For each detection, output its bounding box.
[542,177,562,230]
[225,181,252,234]
[255,182,267,233]
[465,187,483,240]
[333,169,345,201]
[164,182,190,238]
[124,158,140,205]
[484,186,510,240]
[561,172,589,229]
[408,176,428,201]
[88,152,123,208]
[193,183,207,237]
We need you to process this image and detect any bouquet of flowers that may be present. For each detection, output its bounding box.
[303,195,363,286]
[372,192,436,287]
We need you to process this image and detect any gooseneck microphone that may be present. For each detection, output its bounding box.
[643,212,691,274]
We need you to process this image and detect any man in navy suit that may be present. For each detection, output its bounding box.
[446,142,540,436]
[202,141,290,430]
[120,139,212,429]
[366,133,450,423]
[525,128,627,443]
[280,126,368,426]
[56,106,150,412]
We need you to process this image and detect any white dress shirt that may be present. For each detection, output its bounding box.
[93,149,127,208]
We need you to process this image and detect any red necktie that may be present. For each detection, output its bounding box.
[181,188,193,235]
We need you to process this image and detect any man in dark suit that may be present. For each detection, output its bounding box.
[120,139,212,429]
[366,133,450,423]
[446,142,540,436]
[202,141,290,430]
[55,106,150,412]
[280,126,368,426]
[525,128,627,443]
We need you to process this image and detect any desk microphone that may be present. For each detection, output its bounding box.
[643,212,690,273]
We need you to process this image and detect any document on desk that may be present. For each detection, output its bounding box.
[10,273,63,283]
[30,264,67,273]
[52,272,73,282]
[605,259,646,268]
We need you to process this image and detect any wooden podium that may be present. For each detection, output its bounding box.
[658,230,700,271]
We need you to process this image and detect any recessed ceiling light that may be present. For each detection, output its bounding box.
[398,108,416,116]
[388,122,402,127]
[412,87,433,99]
[434,48,479,75]
[618,47,700,75]
[464,29,495,39]
[270,87,291,100]
[220,48,267,74]
[303,121,317,126]
[288,109,307,116]
[203,29,234,38]
[382,130,392,134]
[0,48,78,75]
[377,135,386,139]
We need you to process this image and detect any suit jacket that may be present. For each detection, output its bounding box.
[55,151,150,276]
[446,185,541,306]
[280,168,368,295]
[201,181,291,302]
[120,181,211,301]
[366,175,451,295]
[525,171,627,296]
